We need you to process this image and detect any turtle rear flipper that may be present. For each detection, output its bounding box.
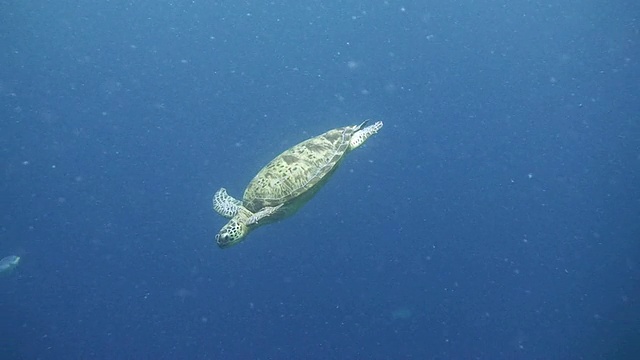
[349,121,383,149]
[213,188,243,218]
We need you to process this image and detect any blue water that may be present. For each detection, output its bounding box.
[1,1,639,359]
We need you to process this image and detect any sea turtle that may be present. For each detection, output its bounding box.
[213,120,383,248]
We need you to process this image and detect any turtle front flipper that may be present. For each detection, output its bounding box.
[349,121,383,150]
[213,188,243,218]
[247,204,284,225]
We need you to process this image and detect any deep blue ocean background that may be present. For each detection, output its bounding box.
[1,1,639,359]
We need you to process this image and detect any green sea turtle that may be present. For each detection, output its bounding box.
[213,120,383,248]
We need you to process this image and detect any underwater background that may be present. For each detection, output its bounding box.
[1,0,639,359]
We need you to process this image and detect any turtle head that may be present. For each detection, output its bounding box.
[216,207,256,248]
[215,217,250,249]
[215,204,284,248]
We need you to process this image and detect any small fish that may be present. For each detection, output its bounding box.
[0,255,20,274]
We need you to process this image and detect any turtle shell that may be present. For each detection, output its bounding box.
[242,125,358,212]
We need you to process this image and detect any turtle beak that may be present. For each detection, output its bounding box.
[216,231,235,249]
[216,232,234,249]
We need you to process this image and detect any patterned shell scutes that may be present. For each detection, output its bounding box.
[243,125,356,211]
